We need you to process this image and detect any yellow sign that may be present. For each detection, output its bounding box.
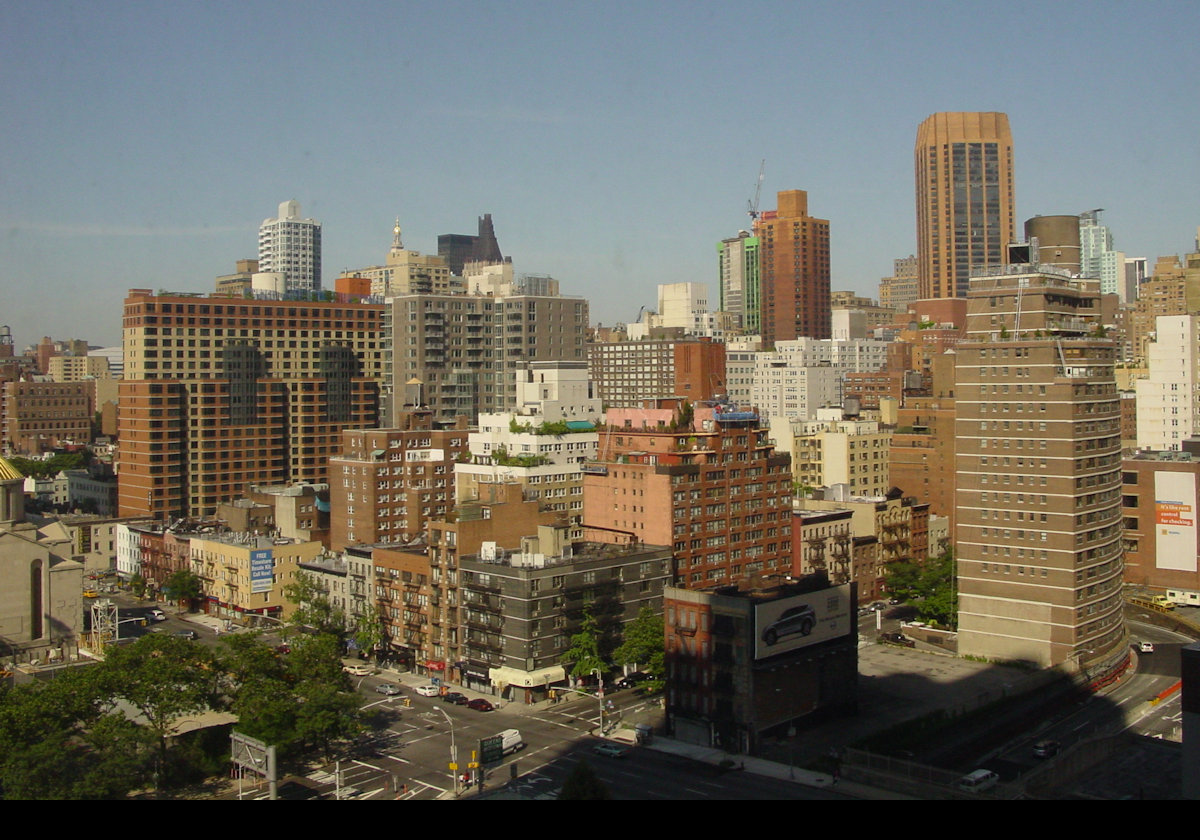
[449,762,458,771]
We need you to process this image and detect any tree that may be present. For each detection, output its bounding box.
[563,607,607,678]
[559,760,612,800]
[612,606,664,679]
[284,571,346,635]
[98,633,220,784]
[163,568,203,605]
[0,666,154,799]
[882,548,957,629]
[354,608,385,660]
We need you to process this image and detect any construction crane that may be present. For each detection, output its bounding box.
[746,159,765,223]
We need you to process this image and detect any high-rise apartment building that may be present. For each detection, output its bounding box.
[954,267,1127,672]
[328,408,470,552]
[1135,315,1200,450]
[583,402,793,588]
[384,289,588,423]
[717,231,761,333]
[879,255,919,312]
[915,112,1015,300]
[118,290,384,520]
[754,190,831,346]
[258,200,322,294]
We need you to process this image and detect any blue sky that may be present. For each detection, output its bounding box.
[2,0,1198,349]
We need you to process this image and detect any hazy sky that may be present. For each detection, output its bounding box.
[2,1,1198,350]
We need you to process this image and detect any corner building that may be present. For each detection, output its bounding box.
[954,267,1127,672]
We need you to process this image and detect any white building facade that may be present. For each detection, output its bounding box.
[258,199,322,294]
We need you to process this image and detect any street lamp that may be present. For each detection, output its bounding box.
[434,705,460,795]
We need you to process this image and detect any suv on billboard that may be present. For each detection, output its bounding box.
[761,604,816,646]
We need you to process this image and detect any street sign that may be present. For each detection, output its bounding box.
[480,734,504,765]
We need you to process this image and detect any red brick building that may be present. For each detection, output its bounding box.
[583,401,792,587]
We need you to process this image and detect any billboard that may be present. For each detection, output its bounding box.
[1155,471,1197,572]
[250,548,275,593]
[753,583,853,661]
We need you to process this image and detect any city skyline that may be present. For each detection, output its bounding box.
[3,2,1198,349]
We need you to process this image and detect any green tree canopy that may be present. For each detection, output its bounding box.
[284,571,346,636]
[163,568,203,603]
[882,548,957,628]
[563,607,607,678]
[612,606,664,678]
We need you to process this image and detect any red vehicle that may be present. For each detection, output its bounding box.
[467,698,495,712]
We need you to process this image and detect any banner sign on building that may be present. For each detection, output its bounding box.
[1155,471,1197,572]
[250,548,275,593]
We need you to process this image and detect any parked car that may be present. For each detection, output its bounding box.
[615,672,652,690]
[761,604,816,646]
[442,691,468,705]
[1032,739,1060,759]
[344,664,374,677]
[593,742,628,759]
[879,632,915,648]
[467,698,495,712]
[374,683,402,697]
[415,684,440,697]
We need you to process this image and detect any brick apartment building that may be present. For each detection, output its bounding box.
[583,401,793,588]
[328,408,469,551]
[118,289,384,520]
[955,267,1127,672]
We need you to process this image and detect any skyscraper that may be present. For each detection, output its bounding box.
[915,112,1015,300]
[258,199,322,294]
[754,190,830,347]
[717,230,760,333]
[954,266,1127,673]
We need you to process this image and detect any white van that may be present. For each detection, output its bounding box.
[499,728,525,756]
[957,769,999,793]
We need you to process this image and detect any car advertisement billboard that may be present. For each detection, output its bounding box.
[753,583,853,660]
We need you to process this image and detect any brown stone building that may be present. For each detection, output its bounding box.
[754,190,831,346]
[1121,448,1200,604]
[328,409,469,552]
[2,380,93,454]
[955,267,1127,672]
[664,577,857,753]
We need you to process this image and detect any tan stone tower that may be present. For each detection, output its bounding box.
[915,113,1015,300]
